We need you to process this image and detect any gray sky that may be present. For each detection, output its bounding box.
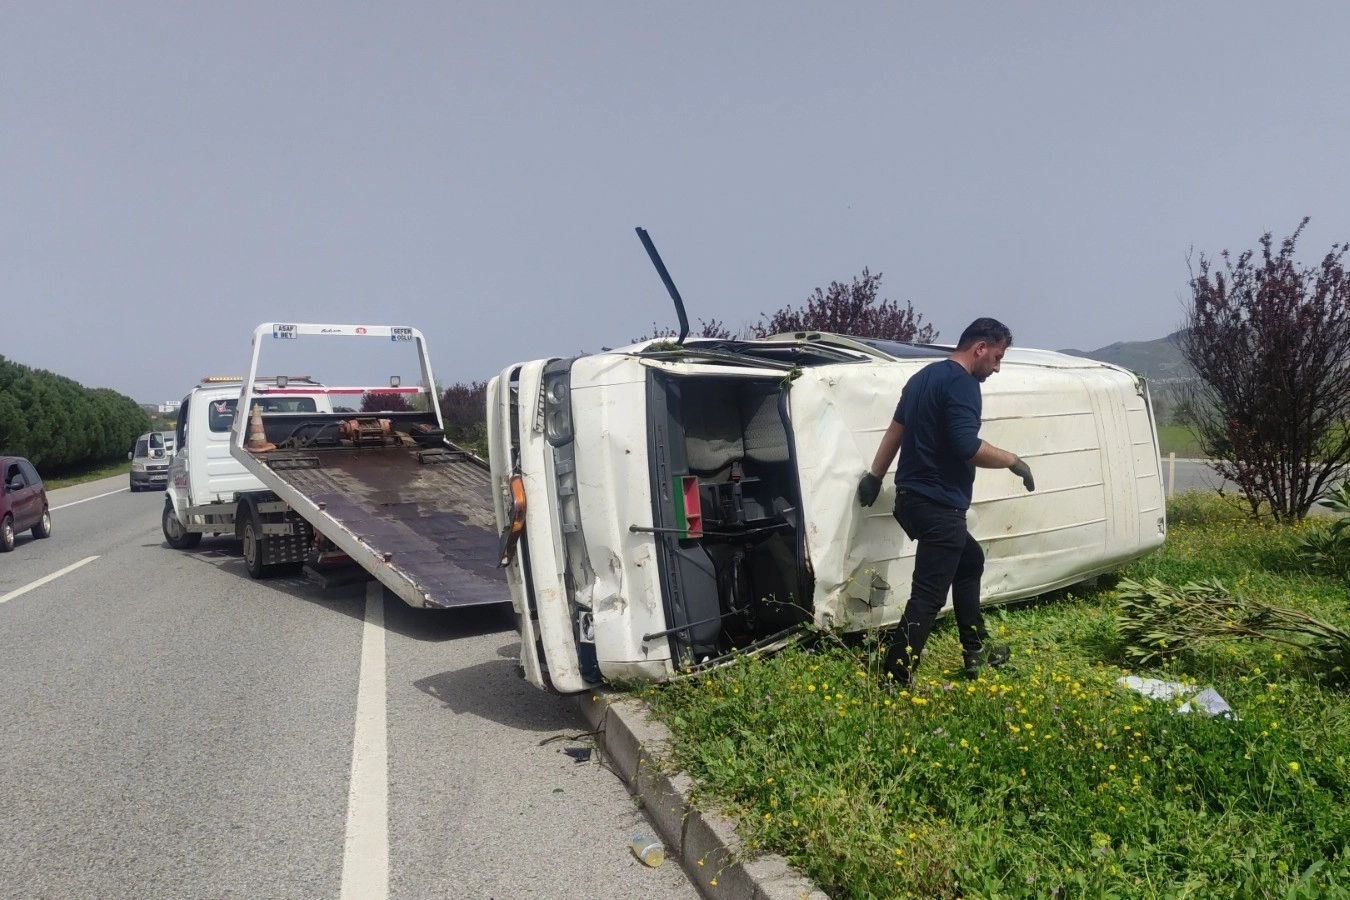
[4,2,1349,404]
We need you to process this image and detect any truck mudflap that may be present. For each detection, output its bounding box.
[258,445,507,608]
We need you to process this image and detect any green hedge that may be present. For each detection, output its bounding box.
[0,355,149,473]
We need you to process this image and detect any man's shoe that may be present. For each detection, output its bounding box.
[963,644,1010,678]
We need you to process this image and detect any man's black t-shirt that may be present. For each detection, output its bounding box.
[893,359,983,510]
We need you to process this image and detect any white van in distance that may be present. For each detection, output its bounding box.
[129,431,177,491]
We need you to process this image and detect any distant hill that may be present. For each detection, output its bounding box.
[1059,330,1195,384]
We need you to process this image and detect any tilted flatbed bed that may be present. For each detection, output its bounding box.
[229,323,507,609]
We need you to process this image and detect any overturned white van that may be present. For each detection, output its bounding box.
[489,333,1166,693]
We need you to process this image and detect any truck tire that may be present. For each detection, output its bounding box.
[242,515,268,579]
[163,500,202,549]
[240,498,303,579]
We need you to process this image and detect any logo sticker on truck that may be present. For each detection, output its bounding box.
[273,324,298,339]
[391,327,414,342]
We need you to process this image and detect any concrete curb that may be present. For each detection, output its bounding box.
[573,691,830,900]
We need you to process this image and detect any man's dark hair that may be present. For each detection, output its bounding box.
[955,317,1012,350]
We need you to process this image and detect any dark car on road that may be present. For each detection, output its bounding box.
[1,456,52,552]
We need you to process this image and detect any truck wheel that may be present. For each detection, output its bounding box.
[1,514,14,552]
[33,507,51,539]
[242,516,269,579]
[163,501,202,549]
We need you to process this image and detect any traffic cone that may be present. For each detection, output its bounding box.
[245,403,275,452]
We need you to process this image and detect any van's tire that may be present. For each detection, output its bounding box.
[33,507,51,540]
[163,501,202,549]
[128,478,140,493]
[1,514,14,552]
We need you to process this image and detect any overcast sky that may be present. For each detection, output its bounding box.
[4,2,1349,403]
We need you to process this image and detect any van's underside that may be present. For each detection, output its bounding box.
[646,372,813,667]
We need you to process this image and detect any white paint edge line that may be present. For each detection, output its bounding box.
[0,555,100,605]
[52,487,130,510]
[340,581,390,900]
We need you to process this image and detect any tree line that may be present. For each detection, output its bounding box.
[434,241,1350,529]
[437,269,936,457]
[0,356,149,473]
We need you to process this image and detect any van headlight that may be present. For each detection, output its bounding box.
[542,360,574,446]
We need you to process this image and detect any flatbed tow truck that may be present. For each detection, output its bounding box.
[226,322,506,609]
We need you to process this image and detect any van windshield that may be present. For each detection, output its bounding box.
[208,397,319,433]
[135,439,149,456]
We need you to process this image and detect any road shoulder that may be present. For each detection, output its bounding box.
[577,691,830,900]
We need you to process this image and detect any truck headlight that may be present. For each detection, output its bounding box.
[542,360,574,446]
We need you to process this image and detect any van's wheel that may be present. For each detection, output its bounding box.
[163,501,201,549]
[33,507,51,540]
[1,514,14,552]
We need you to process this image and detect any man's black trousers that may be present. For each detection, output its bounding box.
[883,490,989,678]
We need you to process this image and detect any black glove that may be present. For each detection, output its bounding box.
[1009,456,1035,492]
[857,472,882,507]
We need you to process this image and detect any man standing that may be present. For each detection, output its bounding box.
[856,317,1035,684]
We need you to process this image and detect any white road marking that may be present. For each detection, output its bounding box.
[340,582,389,900]
[0,556,99,605]
[52,487,130,510]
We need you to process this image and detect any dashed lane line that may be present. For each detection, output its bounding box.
[52,487,130,510]
[0,556,100,605]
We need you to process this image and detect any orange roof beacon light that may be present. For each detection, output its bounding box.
[496,473,527,567]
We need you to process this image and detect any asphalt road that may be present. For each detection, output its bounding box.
[1162,456,1236,496]
[0,476,697,900]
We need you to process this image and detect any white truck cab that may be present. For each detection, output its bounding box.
[162,376,332,549]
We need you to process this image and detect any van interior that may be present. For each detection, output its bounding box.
[648,373,812,666]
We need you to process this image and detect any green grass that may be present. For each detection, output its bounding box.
[641,491,1350,898]
[1156,424,1206,458]
[41,460,130,491]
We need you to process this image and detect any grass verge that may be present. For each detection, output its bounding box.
[1155,424,1206,458]
[642,492,1350,898]
[42,461,130,491]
